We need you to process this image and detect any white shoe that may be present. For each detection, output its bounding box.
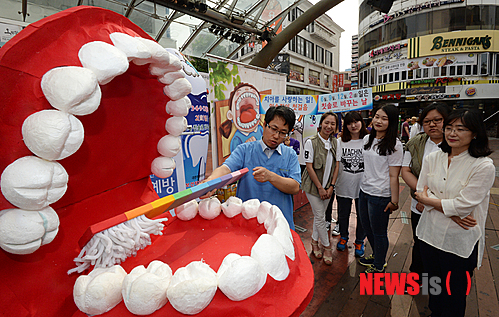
[331,224,340,236]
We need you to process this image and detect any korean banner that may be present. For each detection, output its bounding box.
[318,88,373,113]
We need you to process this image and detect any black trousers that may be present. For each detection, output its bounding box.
[420,240,478,317]
[409,211,424,276]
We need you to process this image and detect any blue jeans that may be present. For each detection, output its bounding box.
[337,196,366,244]
[358,190,391,270]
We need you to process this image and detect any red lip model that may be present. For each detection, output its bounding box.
[0,6,312,317]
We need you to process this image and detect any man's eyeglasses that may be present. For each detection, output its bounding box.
[266,123,289,138]
[422,118,443,126]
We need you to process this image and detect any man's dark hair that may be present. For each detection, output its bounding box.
[265,106,296,132]
[418,102,450,125]
[440,109,492,158]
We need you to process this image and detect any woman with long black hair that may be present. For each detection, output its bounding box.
[358,105,403,273]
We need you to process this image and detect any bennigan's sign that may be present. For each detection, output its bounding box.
[408,30,499,58]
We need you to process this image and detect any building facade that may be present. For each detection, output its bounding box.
[356,0,499,131]
[235,0,344,95]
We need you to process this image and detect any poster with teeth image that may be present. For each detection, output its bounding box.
[209,60,286,165]
[151,49,210,197]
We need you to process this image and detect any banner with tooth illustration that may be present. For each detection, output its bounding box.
[151,50,210,197]
[208,59,286,165]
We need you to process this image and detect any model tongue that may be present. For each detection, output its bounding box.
[240,104,256,123]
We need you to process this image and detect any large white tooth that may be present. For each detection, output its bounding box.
[167,261,217,315]
[109,32,151,61]
[0,207,59,254]
[78,41,129,85]
[22,110,84,161]
[74,265,127,315]
[159,70,185,85]
[251,234,289,281]
[1,156,68,210]
[41,66,101,115]
[163,78,192,101]
[157,134,181,157]
[133,37,170,65]
[151,156,176,178]
[165,116,187,136]
[165,97,191,117]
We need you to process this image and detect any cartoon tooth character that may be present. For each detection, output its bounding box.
[220,83,263,152]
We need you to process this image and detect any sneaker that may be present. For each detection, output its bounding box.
[326,222,331,231]
[354,242,365,258]
[337,237,348,251]
[358,254,374,267]
[363,265,385,274]
[358,254,387,268]
[331,224,340,236]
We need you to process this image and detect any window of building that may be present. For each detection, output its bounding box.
[289,64,304,82]
[363,70,368,86]
[325,51,333,67]
[305,41,314,59]
[449,66,456,76]
[378,74,382,84]
[297,36,305,55]
[401,71,407,81]
[480,52,489,75]
[316,46,324,63]
[408,70,414,80]
[241,44,253,56]
[456,65,463,76]
[383,74,388,83]
[466,5,481,30]
[306,22,314,33]
[415,68,422,79]
[288,37,295,52]
[465,65,472,76]
[495,53,499,76]
[369,67,376,86]
[441,67,447,76]
[324,74,330,88]
[394,72,400,82]
[433,67,440,77]
[309,70,320,86]
[389,73,394,82]
[423,68,429,78]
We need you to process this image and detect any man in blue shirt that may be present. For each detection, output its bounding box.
[204,106,301,230]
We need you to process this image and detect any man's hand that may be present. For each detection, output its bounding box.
[253,166,274,183]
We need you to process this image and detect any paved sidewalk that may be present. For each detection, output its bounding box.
[295,138,499,317]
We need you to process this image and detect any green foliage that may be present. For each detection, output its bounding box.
[209,61,240,101]
[187,56,208,73]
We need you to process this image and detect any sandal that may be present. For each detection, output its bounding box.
[311,240,323,259]
[323,245,333,266]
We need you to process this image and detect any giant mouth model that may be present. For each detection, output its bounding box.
[0,6,312,317]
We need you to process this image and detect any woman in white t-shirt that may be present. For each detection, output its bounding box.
[358,105,403,273]
[331,111,369,257]
[415,109,494,317]
[301,112,338,265]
